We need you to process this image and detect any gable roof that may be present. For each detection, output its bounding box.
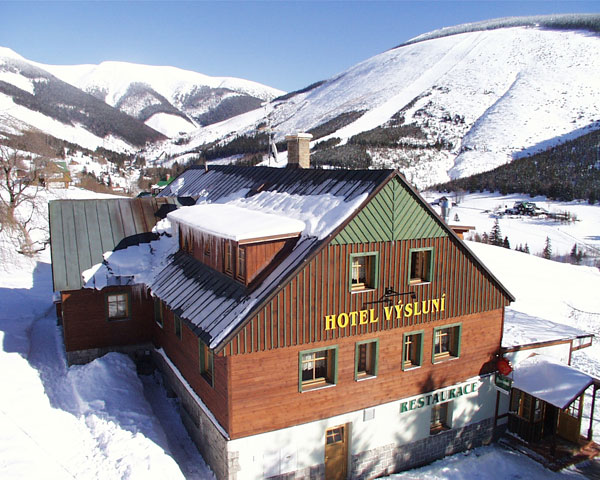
[49,197,182,292]
[151,165,514,351]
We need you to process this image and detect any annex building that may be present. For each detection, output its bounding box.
[49,134,561,479]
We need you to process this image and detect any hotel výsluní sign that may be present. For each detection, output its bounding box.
[324,294,446,331]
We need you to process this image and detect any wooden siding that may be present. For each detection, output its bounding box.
[225,236,511,355]
[152,306,230,433]
[61,286,153,352]
[180,227,298,287]
[227,308,504,439]
[331,179,446,245]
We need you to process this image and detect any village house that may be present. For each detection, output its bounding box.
[49,134,598,479]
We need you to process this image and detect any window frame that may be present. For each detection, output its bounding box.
[105,291,130,321]
[298,345,338,392]
[354,339,379,381]
[348,251,379,293]
[402,330,424,370]
[432,323,462,363]
[408,247,435,285]
[430,401,452,434]
[224,241,234,276]
[236,246,246,282]
[199,339,214,387]
[153,297,164,328]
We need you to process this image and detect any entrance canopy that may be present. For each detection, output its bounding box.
[512,354,596,409]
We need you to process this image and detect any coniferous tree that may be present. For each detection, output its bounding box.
[503,236,510,249]
[489,219,503,246]
[524,243,530,254]
[482,232,489,244]
[542,237,552,259]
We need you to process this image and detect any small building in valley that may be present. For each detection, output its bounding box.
[50,135,529,479]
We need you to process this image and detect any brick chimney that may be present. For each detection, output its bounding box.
[286,133,312,168]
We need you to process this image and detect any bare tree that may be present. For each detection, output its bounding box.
[0,143,42,255]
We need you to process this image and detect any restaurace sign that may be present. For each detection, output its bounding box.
[324,294,446,331]
[400,381,479,414]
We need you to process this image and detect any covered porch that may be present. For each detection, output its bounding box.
[505,354,600,469]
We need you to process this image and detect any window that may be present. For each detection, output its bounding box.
[106,292,129,320]
[430,402,451,434]
[402,330,424,370]
[174,315,182,340]
[510,389,542,421]
[224,241,233,275]
[199,340,214,386]
[355,339,378,380]
[154,297,163,328]
[236,247,246,281]
[299,346,338,392]
[349,252,379,292]
[432,324,461,362]
[409,248,434,284]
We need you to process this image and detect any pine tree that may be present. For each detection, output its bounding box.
[453,213,460,222]
[524,243,530,254]
[542,237,552,259]
[482,232,489,244]
[489,219,503,246]
[503,236,510,249]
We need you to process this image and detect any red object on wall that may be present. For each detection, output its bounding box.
[497,357,513,375]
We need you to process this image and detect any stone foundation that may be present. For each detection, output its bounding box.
[151,350,234,480]
[351,418,496,479]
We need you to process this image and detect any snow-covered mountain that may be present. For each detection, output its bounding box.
[0,46,283,149]
[153,15,600,189]
[41,59,283,137]
[2,15,599,192]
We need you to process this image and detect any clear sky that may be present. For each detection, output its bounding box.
[1,1,598,92]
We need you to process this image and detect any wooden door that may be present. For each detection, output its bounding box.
[325,424,348,480]
[558,394,584,443]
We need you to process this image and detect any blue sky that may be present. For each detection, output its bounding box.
[1,1,598,92]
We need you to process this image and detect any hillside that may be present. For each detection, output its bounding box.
[435,128,600,204]
[41,60,284,137]
[151,14,600,190]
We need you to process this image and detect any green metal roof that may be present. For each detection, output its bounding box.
[49,197,179,292]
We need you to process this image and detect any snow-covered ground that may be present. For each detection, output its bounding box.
[1,187,599,478]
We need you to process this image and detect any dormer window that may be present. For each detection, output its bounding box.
[224,242,233,275]
[168,204,305,287]
[236,247,246,281]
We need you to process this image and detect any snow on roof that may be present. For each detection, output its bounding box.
[502,309,591,349]
[167,203,305,242]
[511,354,595,409]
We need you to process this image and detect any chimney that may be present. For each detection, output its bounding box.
[286,133,312,168]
